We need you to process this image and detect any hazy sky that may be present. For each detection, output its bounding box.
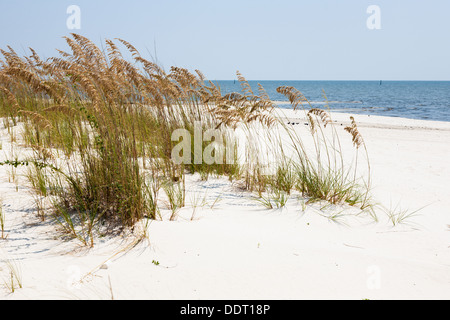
[1,0,449,80]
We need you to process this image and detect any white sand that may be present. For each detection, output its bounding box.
[0,111,449,300]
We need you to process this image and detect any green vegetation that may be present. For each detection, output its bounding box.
[0,198,5,239]
[0,34,373,246]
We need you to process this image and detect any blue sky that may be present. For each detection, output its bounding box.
[1,0,449,80]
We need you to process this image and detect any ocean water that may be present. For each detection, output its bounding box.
[213,81,450,122]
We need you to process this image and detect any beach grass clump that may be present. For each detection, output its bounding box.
[2,259,22,293]
[0,35,374,245]
[0,198,6,239]
[381,202,426,226]
[163,178,186,220]
[275,89,372,209]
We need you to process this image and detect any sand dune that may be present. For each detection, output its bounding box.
[0,111,449,300]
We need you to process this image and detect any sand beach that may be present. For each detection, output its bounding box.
[1,109,449,300]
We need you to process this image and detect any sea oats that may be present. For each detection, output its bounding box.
[344,116,364,148]
[308,108,332,128]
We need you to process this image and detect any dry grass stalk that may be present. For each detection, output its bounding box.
[344,116,364,148]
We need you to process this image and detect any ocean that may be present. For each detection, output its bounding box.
[213,81,450,122]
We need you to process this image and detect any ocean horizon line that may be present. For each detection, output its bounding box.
[211,79,450,82]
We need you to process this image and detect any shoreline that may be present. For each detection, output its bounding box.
[275,107,450,131]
